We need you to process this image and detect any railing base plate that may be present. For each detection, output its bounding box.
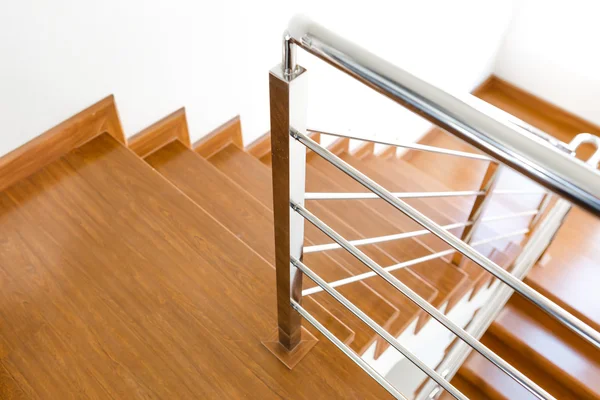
[262,326,318,369]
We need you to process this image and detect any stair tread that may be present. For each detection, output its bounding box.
[488,296,600,398]
[0,133,391,399]
[525,209,600,333]
[459,333,580,399]
[208,144,438,348]
[306,154,468,316]
[144,140,389,353]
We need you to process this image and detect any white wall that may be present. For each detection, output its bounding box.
[0,0,514,157]
[494,0,600,126]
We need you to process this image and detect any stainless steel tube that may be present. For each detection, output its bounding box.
[305,190,545,200]
[305,190,485,200]
[304,210,538,254]
[302,227,529,295]
[289,16,600,214]
[307,128,493,161]
[290,299,407,400]
[292,257,467,400]
[294,129,600,350]
[292,201,552,399]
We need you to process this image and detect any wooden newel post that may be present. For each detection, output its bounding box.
[263,34,316,368]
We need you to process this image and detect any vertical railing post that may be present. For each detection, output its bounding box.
[263,33,316,367]
[452,161,500,266]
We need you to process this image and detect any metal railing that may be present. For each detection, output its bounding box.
[269,15,600,400]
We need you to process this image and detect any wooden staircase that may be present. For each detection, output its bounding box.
[0,76,599,398]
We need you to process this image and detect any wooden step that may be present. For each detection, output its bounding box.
[439,374,488,399]
[457,332,580,399]
[524,211,600,333]
[487,295,600,399]
[207,144,439,350]
[0,133,393,399]
[144,140,393,354]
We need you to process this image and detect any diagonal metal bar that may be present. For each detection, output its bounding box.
[292,201,552,400]
[294,129,600,351]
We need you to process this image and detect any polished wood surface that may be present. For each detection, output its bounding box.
[0,133,392,399]
[193,115,243,158]
[128,108,191,157]
[458,333,578,399]
[488,295,600,399]
[145,140,398,355]
[0,95,125,193]
[247,131,272,158]
[207,145,439,352]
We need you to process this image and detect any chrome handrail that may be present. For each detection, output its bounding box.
[288,15,600,215]
[296,130,600,349]
[269,15,600,400]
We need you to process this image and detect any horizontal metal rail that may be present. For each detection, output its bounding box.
[305,189,546,200]
[292,201,552,399]
[290,299,407,399]
[304,210,538,253]
[290,16,600,215]
[294,129,600,350]
[303,228,529,296]
[307,128,493,161]
[293,257,466,400]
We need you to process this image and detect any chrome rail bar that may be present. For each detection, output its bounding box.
[290,16,600,215]
[305,189,545,200]
[293,257,467,400]
[292,201,552,399]
[303,228,529,296]
[290,299,407,400]
[304,209,538,254]
[417,197,573,400]
[306,190,485,200]
[294,129,600,350]
[307,128,493,161]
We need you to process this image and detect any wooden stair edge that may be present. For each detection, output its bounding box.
[193,115,243,158]
[375,145,396,159]
[128,108,191,158]
[524,274,600,334]
[246,131,271,158]
[0,94,125,193]
[486,296,600,398]
[458,333,581,400]
[352,141,375,160]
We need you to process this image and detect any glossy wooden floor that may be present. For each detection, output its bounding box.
[0,134,392,399]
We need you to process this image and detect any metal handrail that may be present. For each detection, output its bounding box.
[269,16,600,399]
[293,257,467,400]
[289,15,600,215]
[291,299,407,399]
[292,200,551,399]
[305,189,545,200]
[302,228,530,296]
[295,129,600,350]
[304,209,538,253]
[307,128,494,161]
